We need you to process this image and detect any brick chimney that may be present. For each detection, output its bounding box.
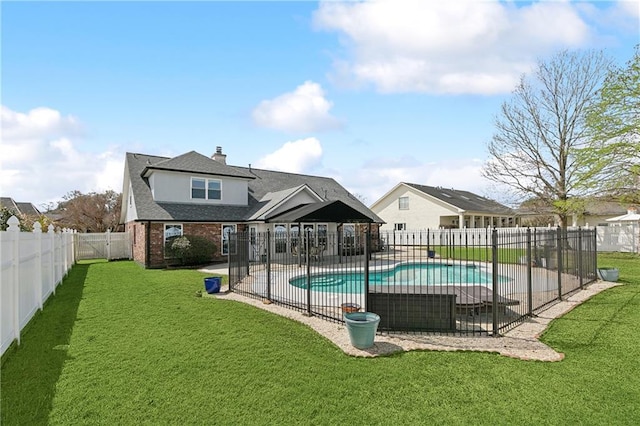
[212,146,226,164]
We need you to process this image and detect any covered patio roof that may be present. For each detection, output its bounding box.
[265,200,376,223]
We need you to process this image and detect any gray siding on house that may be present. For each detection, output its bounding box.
[150,169,249,205]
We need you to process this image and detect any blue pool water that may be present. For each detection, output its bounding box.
[289,263,504,294]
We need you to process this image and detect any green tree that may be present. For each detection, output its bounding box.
[482,50,612,228]
[579,46,640,205]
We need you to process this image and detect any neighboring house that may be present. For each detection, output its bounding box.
[370,183,518,231]
[518,199,631,227]
[606,208,640,224]
[120,147,383,268]
[0,197,42,217]
[600,208,640,253]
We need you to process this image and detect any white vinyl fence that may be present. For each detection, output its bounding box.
[597,223,639,253]
[1,216,75,355]
[75,231,131,260]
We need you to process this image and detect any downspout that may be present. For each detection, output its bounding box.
[145,221,151,268]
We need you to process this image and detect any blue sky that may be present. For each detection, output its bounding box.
[2,1,638,209]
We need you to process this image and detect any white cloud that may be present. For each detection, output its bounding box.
[254,137,323,173]
[252,81,342,133]
[313,0,594,94]
[0,105,124,207]
[617,0,640,19]
[1,105,81,140]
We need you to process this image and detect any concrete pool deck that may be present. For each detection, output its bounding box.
[201,262,619,361]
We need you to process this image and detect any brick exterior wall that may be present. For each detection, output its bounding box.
[126,222,147,266]
[127,221,248,268]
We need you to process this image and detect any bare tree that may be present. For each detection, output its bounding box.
[55,190,122,232]
[483,50,612,228]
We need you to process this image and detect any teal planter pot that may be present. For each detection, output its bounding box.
[597,268,619,282]
[344,312,380,349]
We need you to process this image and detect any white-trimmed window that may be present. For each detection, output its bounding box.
[398,197,409,210]
[394,223,406,231]
[208,180,221,200]
[191,177,222,200]
[222,224,236,255]
[317,223,328,246]
[164,224,183,258]
[343,223,355,237]
[274,224,288,254]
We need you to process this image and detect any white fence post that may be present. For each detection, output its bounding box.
[48,224,56,295]
[34,222,43,311]
[106,229,111,260]
[63,228,69,277]
[8,217,21,346]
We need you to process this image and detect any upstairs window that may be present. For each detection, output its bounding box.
[191,178,206,199]
[395,223,406,231]
[208,180,221,200]
[191,177,222,200]
[398,196,409,210]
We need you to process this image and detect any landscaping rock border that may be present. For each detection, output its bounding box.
[208,281,619,361]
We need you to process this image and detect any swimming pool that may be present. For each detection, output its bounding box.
[289,263,506,294]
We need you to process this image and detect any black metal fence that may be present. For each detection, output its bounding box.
[229,227,597,336]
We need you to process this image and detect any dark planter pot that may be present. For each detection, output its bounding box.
[340,303,361,314]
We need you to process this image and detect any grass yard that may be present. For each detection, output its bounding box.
[2,254,639,425]
[429,245,524,263]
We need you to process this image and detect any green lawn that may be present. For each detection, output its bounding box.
[2,254,639,425]
[429,245,525,263]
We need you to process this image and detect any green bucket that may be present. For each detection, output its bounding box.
[344,312,380,349]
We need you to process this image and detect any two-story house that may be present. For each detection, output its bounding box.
[370,182,518,231]
[120,147,383,268]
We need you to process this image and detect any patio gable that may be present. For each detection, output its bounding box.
[248,185,324,221]
[266,200,374,223]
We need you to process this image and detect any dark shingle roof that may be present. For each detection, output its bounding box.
[124,152,383,223]
[1,197,41,216]
[0,197,18,212]
[404,183,514,215]
[142,151,254,179]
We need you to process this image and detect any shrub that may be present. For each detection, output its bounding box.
[165,235,217,266]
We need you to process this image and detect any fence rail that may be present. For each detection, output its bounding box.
[229,227,597,336]
[1,217,75,355]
